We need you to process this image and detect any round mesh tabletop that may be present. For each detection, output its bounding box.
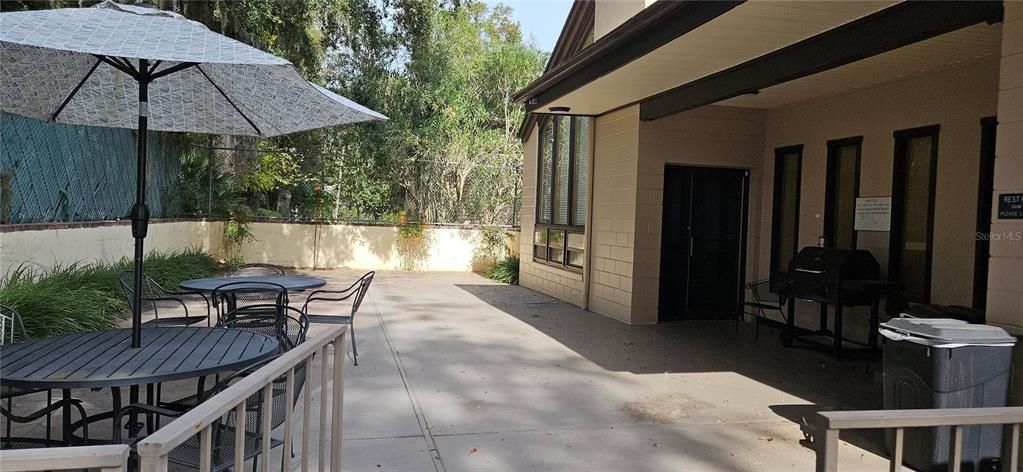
[0,327,279,390]
[179,275,326,292]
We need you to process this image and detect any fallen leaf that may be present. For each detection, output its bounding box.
[468,448,478,456]
[758,437,774,442]
[652,443,662,448]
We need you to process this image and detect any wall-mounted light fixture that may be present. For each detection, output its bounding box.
[548,106,571,113]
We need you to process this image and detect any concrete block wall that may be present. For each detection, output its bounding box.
[993,2,1023,409]
[588,106,642,322]
[990,2,1023,333]
[517,123,587,307]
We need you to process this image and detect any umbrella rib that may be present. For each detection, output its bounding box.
[195,65,262,136]
[92,55,137,78]
[149,62,198,81]
[50,58,102,123]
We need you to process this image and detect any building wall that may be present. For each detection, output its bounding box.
[588,106,643,322]
[758,57,1001,322]
[993,3,1023,408]
[593,0,653,40]
[518,124,587,307]
[634,106,768,324]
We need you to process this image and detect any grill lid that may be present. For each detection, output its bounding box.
[880,317,1016,346]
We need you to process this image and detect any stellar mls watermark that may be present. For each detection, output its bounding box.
[977,231,1023,241]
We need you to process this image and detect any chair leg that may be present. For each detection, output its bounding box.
[351,323,358,366]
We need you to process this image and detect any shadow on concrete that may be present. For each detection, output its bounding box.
[453,282,889,462]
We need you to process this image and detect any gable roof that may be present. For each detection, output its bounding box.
[517,0,594,141]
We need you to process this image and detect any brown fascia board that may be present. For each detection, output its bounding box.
[515,0,742,141]
[512,0,741,107]
[517,0,594,141]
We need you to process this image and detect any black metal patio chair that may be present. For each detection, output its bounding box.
[0,304,91,449]
[211,281,289,324]
[301,271,374,365]
[123,309,310,471]
[118,272,209,327]
[742,279,788,343]
[226,263,286,277]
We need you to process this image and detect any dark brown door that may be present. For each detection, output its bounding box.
[659,166,749,321]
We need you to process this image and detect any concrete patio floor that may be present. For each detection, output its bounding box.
[329,270,891,471]
[5,269,894,471]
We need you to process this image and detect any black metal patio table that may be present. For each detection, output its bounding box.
[0,327,279,444]
[179,275,326,293]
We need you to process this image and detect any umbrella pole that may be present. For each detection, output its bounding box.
[130,60,151,350]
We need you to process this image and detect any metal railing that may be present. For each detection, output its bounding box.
[816,406,1023,472]
[137,325,348,472]
[0,444,130,471]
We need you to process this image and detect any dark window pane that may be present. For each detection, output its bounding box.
[771,149,801,275]
[573,117,590,226]
[897,135,935,303]
[827,143,860,249]
[539,121,554,224]
[553,116,571,225]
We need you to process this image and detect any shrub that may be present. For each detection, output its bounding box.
[486,256,519,285]
[0,247,222,339]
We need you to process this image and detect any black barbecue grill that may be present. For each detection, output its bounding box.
[772,247,894,357]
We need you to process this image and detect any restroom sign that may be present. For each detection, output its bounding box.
[999,193,1023,219]
[854,197,892,231]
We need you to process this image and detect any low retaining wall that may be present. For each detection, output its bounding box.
[0,219,519,275]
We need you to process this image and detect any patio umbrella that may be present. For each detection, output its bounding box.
[0,1,385,348]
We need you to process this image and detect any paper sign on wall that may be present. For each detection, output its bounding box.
[855,197,892,232]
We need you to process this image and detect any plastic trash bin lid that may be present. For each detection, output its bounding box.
[880,317,1016,346]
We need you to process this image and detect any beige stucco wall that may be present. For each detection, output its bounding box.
[633,106,768,324]
[0,220,224,275]
[757,57,1000,334]
[593,0,653,40]
[518,123,587,307]
[240,222,502,271]
[1,220,508,274]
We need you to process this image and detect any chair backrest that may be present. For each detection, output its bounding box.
[301,271,374,318]
[211,281,288,319]
[217,304,308,352]
[225,263,286,277]
[0,304,27,345]
[351,271,375,316]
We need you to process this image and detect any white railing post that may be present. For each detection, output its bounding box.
[133,326,347,472]
[816,414,839,472]
[330,334,346,472]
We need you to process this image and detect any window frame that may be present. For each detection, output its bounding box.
[534,115,589,271]
[770,145,803,277]
[889,124,940,305]
[824,136,863,249]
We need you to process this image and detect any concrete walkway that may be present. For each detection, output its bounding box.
[330,270,891,471]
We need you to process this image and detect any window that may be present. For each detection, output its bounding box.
[535,115,591,270]
[825,137,862,249]
[770,146,802,276]
[890,125,939,305]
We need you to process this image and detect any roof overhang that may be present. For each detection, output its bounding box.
[514,1,1004,120]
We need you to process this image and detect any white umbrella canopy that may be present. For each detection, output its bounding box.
[0,1,385,348]
[0,0,385,135]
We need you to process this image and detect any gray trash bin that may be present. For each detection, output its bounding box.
[880,318,1016,472]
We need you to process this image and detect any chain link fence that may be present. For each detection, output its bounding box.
[2,113,521,227]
